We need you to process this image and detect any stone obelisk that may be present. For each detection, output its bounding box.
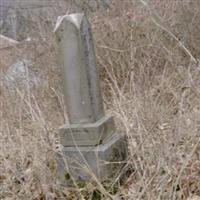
[55,13,127,184]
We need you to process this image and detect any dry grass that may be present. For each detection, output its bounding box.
[1,0,200,199]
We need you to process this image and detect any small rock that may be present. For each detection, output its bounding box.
[2,59,47,91]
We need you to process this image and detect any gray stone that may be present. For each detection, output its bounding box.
[2,59,47,91]
[56,133,127,185]
[0,7,17,39]
[0,34,19,48]
[0,0,52,7]
[60,115,115,147]
[55,13,104,125]
[55,13,127,184]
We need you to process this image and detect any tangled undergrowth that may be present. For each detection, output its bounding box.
[1,0,200,199]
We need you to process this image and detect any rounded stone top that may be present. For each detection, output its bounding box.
[54,13,86,33]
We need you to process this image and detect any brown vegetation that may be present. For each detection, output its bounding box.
[1,0,200,199]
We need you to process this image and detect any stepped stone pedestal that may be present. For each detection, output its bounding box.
[54,13,127,185]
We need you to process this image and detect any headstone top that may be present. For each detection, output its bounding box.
[54,13,85,32]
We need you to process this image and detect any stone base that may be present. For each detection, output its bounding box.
[59,115,115,147]
[56,133,127,186]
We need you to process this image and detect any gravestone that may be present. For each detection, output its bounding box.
[2,59,48,92]
[55,13,127,184]
[0,0,55,40]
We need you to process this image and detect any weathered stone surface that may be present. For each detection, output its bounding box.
[56,133,127,185]
[0,0,55,40]
[0,7,17,39]
[0,0,53,7]
[60,115,115,147]
[1,60,47,91]
[55,13,104,125]
[55,13,127,184]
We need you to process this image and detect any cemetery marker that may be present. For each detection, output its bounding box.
[55,13,127,184]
